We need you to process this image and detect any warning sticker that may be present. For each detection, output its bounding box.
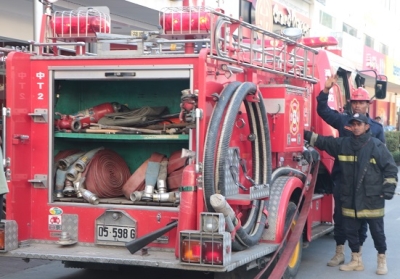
[48,215,62,231]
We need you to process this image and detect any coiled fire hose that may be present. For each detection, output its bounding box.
[84,149,131,198]
[55,149,131,200]
[203,82,272,251]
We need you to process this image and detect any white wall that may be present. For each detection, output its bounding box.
[0,0,33,40]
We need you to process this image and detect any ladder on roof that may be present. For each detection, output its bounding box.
[37,4,318,83]
[159,6,318,83]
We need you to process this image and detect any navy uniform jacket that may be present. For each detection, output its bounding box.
[312,132,397,218]
[316,91,386,180]
[316,91,385,143]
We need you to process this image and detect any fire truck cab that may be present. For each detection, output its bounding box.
[0,2,386,279]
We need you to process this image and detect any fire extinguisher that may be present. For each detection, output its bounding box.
[55,102,120,131]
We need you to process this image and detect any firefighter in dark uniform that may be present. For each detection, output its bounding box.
[304,113,397,275]
[316,75,385,267]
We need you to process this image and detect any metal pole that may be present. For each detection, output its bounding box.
[33,0,44,52]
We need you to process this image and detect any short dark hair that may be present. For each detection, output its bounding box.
[375,116,381,120]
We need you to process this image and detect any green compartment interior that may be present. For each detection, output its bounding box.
[54,79,188,114]
[53,78,190,173]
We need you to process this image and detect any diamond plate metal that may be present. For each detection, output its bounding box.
[224,147,240,197]
[0,220,18,252]
[62,214,78,241]
[262,176,289,241]
[249,184,270,200]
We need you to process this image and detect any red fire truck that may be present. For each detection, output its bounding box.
[0,2,386,279]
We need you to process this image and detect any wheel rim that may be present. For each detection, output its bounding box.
[288,220,300,269]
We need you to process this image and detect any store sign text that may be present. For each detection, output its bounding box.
[272,4,310,34]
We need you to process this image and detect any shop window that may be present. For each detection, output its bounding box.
[342,23,357,37]
[319,11,334,29]
[378,42,388,55]
[364,34,374,48]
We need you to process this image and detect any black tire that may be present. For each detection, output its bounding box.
[282,201,303,279]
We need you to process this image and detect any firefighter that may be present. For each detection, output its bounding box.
[304,113,397,275]
[316,75,385,267]
[0,137,8,220]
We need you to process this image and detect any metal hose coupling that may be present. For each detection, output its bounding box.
[130,190,144,202]
[63,180,75,196]
[74,147,104,172]
[57,152,85,170]
[174,191,180,203]
[70,118,83,132]
[55,169,67,198]
[157,160,168,194]
[152,192,177,203]
[142,185,155,201]
[81,188,99,205]
[65,163,79,182]
[65,147,104,181]
[73,174,84,198]
[157,180,167,194]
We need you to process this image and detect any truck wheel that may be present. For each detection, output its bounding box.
[282,201,302,279]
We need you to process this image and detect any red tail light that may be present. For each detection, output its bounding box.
[202,240,223,265]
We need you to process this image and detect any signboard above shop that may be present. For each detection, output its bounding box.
[239,0,311,35]
[362,45,386,77]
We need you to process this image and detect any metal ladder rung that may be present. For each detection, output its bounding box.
[209,9,317,82]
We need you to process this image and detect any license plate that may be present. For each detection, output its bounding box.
[96,225,136,243]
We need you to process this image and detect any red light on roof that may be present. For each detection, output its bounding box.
[51,16,110,36]
[301,36,338,48]
[161,12,211,32]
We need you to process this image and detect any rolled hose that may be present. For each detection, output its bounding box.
[229,88,270,250]
[85,149,131,198]
[203,81,241,211]
[231,91,272,248]
[204,82,272,250]
[216,85,261,244]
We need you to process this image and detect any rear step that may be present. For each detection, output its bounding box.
[311,223,334,241]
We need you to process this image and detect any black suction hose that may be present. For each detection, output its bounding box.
[230,90,271,250]
[203,81,241,212]
[238,100,261,234]
[204,82,273,250]
[215,82,257,194]
[214,83,270,250]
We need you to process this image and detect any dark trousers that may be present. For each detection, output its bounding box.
[343,216,386,254]
[333,178,368,245]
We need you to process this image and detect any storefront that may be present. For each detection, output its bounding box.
[385,57,400,129]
